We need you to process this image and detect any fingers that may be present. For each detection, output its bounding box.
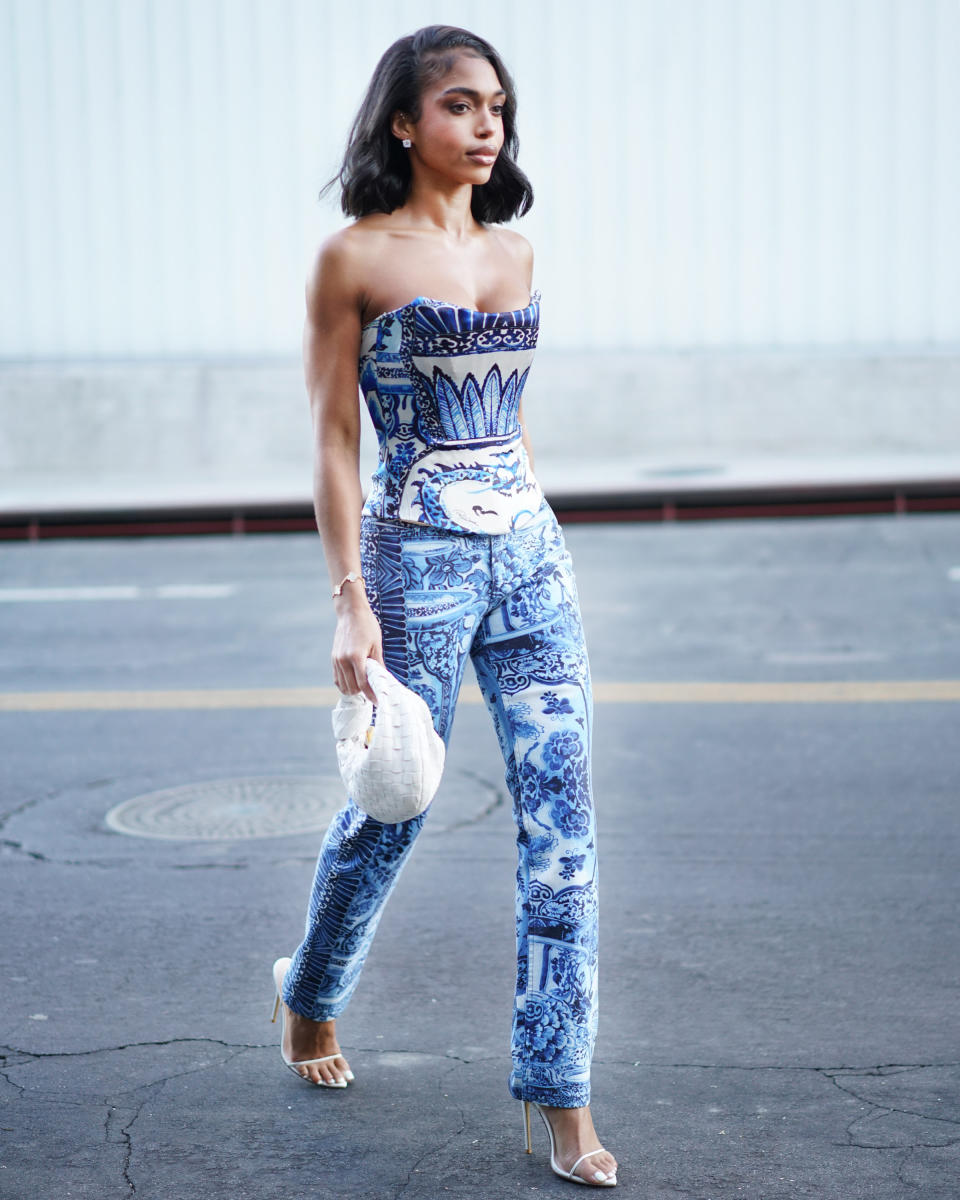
[334,655,368,697]
[363,640,385,702]
[331,602,384,698]
[333,641,383,702]
[333,656,377,703]
[360,671,378,704]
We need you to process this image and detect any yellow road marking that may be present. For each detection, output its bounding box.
[0,687,342,711]
[1,680,960,712]
[594,680,960,703]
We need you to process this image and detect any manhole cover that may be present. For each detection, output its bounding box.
[105,776,344,841]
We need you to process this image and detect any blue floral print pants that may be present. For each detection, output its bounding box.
[283,504,599,1107]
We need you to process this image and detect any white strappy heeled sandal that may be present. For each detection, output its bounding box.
[523,1100,617,1187]
[270,957,353,1088]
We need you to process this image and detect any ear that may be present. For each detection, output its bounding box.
[391,110,413,142]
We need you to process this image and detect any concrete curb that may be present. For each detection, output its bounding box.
[2,455,959,534]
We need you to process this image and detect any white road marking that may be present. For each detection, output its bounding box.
[765,650,887,664]
[0,584,236,602]
[949,567,960,581]
[0,586,141,602]
[154,584,236,599]
[2,679,960,711]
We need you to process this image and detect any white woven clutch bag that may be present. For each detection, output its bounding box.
[331,658,445,823]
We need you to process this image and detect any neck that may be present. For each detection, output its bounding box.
[399,172,479,239]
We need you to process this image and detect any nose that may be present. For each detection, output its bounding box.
[475,108,497,138]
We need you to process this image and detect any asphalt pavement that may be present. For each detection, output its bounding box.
[1,512,959,1199]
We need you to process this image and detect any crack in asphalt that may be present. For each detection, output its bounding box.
[100,1047,256,1197]
[1,838,53,862]
[627,1059,960,1072]
[0,1040,499,1067]
[392,1059,467,1199]
[0,843,316,867]
[5,1042,958,1164]
[427,769,506,834]
[0,1054,28,1100]
[620,1059,960,1157]
[896,1145,922,1192]
[5,1042,958,1072]
[119,1101,144,1197]
[1,770,503,865]
[9,1040,252,1197]
[821,1065,960,1150]
[0,841,204,867]
[3,1046,957,1196]
[105,1095,149,1197]
[0,1037,259,1062]
[0,776,118,836]
[0,794,43,836]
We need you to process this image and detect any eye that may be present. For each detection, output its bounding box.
[449,102,470,114]
[491,104,505,116]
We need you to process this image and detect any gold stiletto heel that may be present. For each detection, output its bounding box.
[521,1099,617,1187]
[270,957,353,1088]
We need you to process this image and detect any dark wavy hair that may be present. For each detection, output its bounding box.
[322,25,534,224]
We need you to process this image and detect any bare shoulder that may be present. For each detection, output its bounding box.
[302,224,383,403]
[305,222,386,316]
[493,227,534,272]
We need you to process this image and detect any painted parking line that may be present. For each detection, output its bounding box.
[0,585,236,602]
[1,679,960,712]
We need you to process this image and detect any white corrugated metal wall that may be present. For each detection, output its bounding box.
[2,0,958,358]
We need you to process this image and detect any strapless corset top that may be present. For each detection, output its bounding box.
[358,292,548,535]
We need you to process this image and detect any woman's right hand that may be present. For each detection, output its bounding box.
[331,594,384,702]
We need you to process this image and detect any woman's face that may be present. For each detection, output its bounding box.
[399,53,505,185]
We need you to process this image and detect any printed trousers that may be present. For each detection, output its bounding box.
[283,504,599,1107]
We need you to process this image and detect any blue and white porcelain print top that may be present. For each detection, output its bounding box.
[358,291,549,535]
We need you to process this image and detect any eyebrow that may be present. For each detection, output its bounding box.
[439,86,507,100]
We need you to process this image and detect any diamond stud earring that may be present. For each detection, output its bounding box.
[402,138,412,148]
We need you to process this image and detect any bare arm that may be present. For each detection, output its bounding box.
[303,233,382,700]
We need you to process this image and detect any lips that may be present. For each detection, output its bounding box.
[467,150,498,165]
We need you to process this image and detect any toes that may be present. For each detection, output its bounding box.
[597,1157,618,1183]
[317,1058,350,1087]
[576,1153,617,1184]
[319,1075,347,1088]
[597,1156,618,1179]
[287,1045,353,1087]
[327,1055,353,1086]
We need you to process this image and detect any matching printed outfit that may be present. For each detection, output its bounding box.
[282,294,600,1107]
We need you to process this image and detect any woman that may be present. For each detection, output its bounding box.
[272,25,618,1188]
